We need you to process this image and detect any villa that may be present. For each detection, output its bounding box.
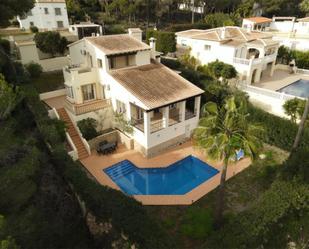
[176,26,279,84]
[51,28,204,159]
[17,0,69,31]
[242,16,309,51]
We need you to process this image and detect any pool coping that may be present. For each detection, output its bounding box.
[276,78,309,96]
[80,142,251,205]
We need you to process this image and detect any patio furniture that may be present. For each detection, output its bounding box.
[97,141,117,155]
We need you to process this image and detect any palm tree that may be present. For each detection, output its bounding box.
[194,96,262,226]
[292,97,309,151]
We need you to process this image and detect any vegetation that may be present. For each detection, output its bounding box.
[194,96,262,225]
[277,45,309,69]
[31,71,64,93]
[29,26,39,33]
[114,112,133,134]
[198,60,238,80]
[204,13,235,28]
[283,97,308,123]
[0,0,34,27]
[77,118,99,140]
[145,29,176,53]
[25,62,43,78]
[34,32,68,56]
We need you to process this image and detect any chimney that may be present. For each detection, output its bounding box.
[220,27,226,40]
[149,37,157,60]
[128,28,142,41]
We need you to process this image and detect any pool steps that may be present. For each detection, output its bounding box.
[104,160,134,181]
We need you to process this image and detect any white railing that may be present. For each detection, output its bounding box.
[238,83,303,101]
[233,57,251,65]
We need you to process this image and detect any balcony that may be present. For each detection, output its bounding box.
[131,112,164,134]
[65,99,110,115]
[185,109,196,120]
[63,65,97,85]
[233,53,277,67]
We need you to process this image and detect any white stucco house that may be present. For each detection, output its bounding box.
[17,0,69,31]
[62,28,204,157]
[242,16,309,51]
[69,23,103,40]
[176,26,279,84]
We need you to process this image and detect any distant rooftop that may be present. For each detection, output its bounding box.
[110,62,204,110]
[79,34,150,55]
[243,17,272,24]
[176,26,274,46]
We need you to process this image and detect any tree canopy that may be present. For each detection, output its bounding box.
[0,0,34,27]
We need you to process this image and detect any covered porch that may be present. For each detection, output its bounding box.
[130,96,200,134]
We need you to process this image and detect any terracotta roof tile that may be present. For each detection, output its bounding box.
[110,62,204,110]
[244,17,272,24]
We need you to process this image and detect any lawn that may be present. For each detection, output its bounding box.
[146,144,289,248]
[32,70,65,93]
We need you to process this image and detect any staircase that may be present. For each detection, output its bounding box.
[104,160,135,181]
[57,108,89,160]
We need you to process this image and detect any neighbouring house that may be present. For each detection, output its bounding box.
[62,28,204,157]
[242,16,309,51]
[176,26,279,84]
[178,0,205,14]
[17,0,69,31]
[69,23,103,39]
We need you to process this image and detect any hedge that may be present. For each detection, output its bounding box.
[145,29,176,53]
[277,45,309,69]
[23,84,171,248]
[248,104,309,151]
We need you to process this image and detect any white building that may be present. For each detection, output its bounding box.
[178,0,205,14]
[17,0,69,31]
[62,29,204,157]
[69,23,103,39]
[176,26,279,84]
[242,16,309,51]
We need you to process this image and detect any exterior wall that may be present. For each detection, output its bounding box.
[272,36,309,51]
[17,2,69,30]
[18,43,40,64]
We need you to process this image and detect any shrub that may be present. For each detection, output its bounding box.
[180,207,214,239]
[248,104,309,151]
[25,62,43,78]
[34,31,67,56]
[200,60,237,80]
[77,118,98,140]
[205,13,235,28]
[145,29,176,53]
[30,26,38,33]
[160,57,181,70]
[0,39,10,54]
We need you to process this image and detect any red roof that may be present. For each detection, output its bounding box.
[244,17,272,24]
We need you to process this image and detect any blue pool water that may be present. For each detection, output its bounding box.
[103,156,219,195]
[277,79,309,98]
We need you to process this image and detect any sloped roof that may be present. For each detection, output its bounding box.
[85,34,150,55]
[176,26,274,47]
[243,17,272,24]
[109,62,204,110]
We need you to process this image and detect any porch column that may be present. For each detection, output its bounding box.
[180,100,186,122]
[144,111,150,135]
[270,61,276,77]
[254,68,262,83]
[194,96,201,118]
[162,106,169,128]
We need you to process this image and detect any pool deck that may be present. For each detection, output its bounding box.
[253,69,309,91]
[81,140,251,205]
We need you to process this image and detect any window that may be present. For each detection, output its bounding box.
[57,21,64,28]
[30,22,34,26]
[169,103,177,109]
[108,57,115,69]
[44,8,49,14]
[81,84,95,101]
[55,8,61,15]
[204,45,211,51]
[97,58,103,68]
[65,85,74,99]
[89,55,93,67]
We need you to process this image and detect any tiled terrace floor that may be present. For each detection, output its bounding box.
[81,141,251,205]
[254,69,309,91]
[43,95,66,109]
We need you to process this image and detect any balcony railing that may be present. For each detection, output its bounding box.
[185,109,196,120]
[131,116,164,134]
[65,99,111,115]
[233,57,251,65]
[168,112,182,126]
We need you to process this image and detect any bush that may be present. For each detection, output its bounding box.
[77,118,98,140]
[160,57,181,70]
[25,62,43,78]
[145,29,176,53]
[180,207,213,239]
[199,60,237,80]
[30,26,38,33]
[34,31,67,56]
[205,13,235,28]
[277,45,309,69]
[248,104,309,151]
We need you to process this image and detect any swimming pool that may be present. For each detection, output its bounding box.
[103,156,219,195]
[277,79,309,98]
